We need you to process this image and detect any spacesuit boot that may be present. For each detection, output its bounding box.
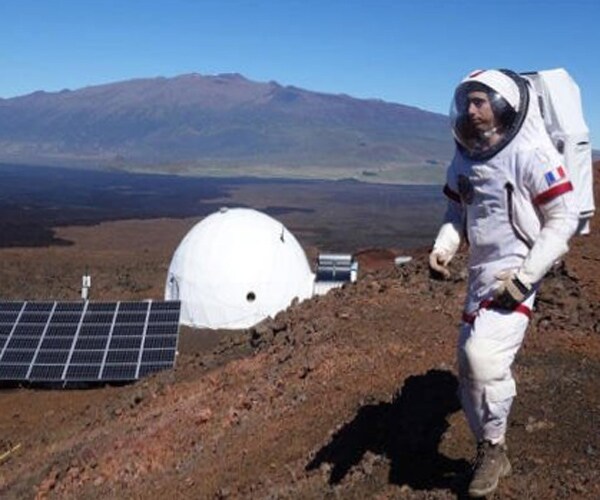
[468,440,512,498]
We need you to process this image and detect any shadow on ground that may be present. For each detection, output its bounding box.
[307,369,470,495]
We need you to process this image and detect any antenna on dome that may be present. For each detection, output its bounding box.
[280,225,285,242]
[81,268,91,301]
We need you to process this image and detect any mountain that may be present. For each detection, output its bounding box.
[0,73,453,183]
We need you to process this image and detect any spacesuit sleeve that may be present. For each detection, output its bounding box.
[432,163,463,258]
[518,151,579,284]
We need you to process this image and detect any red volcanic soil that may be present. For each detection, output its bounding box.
[0,164,599,499]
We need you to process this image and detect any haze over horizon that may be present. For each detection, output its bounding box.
[1,0,599,146]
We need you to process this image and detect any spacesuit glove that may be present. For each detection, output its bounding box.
[429,248,451,280]
[493,270,533,310]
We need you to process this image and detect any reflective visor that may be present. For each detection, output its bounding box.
[450,70,529,161]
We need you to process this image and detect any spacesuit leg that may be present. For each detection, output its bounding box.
[458,323,485,441]
[457,308,530,444]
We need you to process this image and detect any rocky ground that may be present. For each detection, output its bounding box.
[0,164,599,499]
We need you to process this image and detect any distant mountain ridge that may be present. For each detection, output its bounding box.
[0,73,453,183]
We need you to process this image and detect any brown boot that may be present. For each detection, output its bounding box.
[468,440,512,498]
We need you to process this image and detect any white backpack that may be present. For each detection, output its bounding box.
[522,68,595,234]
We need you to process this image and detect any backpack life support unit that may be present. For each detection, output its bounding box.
[522,68,595,234]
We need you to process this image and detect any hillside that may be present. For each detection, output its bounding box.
[0,164,598,498]
[0,73,452,183]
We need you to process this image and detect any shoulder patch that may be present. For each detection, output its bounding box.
[544,166,566,187]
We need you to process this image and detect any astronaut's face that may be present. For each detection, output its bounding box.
[451,71,525,161]
[466,91,497,133]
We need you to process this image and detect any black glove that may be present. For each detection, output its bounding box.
[493,271,533,310]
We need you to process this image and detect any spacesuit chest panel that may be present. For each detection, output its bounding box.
[459,161,521,262]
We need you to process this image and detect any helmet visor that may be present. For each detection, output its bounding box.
[450,82,518,160]
[450,69,529,160]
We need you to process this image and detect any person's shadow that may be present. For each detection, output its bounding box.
[306,369,470,496]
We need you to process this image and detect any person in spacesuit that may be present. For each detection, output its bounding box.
[429,69,579,497]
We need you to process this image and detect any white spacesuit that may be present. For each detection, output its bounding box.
[430,69,579,496]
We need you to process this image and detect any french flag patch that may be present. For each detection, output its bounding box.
[544,166,566,186]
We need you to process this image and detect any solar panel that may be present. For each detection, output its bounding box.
[0,300,180,384]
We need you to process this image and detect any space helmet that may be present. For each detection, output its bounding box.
[450,69,529,160]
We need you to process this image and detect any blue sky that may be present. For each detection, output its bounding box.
[1,0,599,145]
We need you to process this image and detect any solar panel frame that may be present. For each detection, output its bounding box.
[19,312,52,324]
[119,302,149,312]
[150,301,180,311]
[0,302,25,364]
[70,350,106,364]
[7,337,40,349]
[3,350,37,364]
[41,337,76,350]
[134,301,152,379]
[108,336,143,350]
[54,302,85,313]
[35,350,71,364]
[24,302,54,312]
[78,324,112,337]
[66,363,102,380]
[0,312,19,323]
[146,324,178,336]
[52,312,86,323]
[0,364,29,380]
[144,335,178,349]
[149,311,180,322]
[46,324,80,338]
[12,324,46,336]
[29,364,65,381]
[86,302,118,312]
[26,301,57,379]
[111,324,145,336]
[0,302,24,312]
[102,363,138,380]
[141,348,177,363]
[75,337,109,350]
[0,325,13,335]
[0,300,180,385]
[61,300,92,381]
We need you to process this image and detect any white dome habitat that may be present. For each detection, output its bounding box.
[165,208,315,329]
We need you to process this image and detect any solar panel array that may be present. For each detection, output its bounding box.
[0,300,181,383]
